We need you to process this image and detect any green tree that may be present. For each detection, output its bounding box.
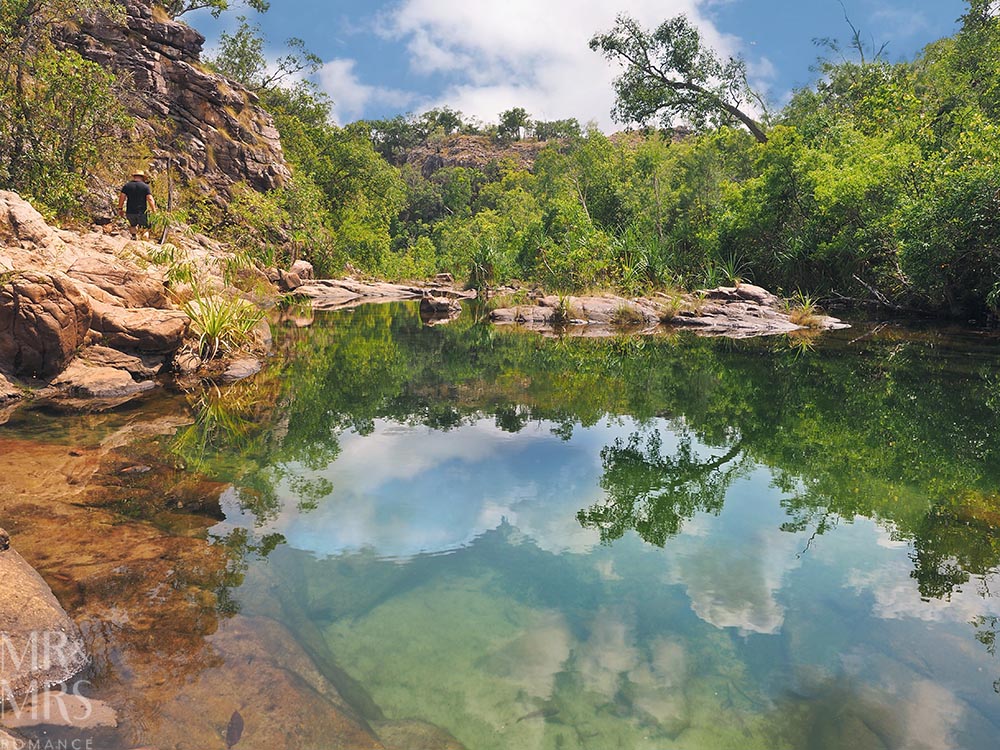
[160,0,269,19]
[531,118,582,141]
[207,15,320,93]
[0,0,133,214]
[497,107,530,142]
[590,14,768,143]
[421,107,465,136]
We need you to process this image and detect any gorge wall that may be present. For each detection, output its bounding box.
[56,0,291,203]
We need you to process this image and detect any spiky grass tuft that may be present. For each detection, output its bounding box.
[183,289,265,360]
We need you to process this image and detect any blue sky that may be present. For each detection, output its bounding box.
[189,0,967,127]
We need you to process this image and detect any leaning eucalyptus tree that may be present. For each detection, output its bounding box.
[590,14,768,143]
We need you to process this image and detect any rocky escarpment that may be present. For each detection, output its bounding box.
[396,130,692,178]
[56,0,291,203]
[401,135,550,177]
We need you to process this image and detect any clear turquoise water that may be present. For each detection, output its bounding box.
[10,300,997,748]
[194,303,1000,750]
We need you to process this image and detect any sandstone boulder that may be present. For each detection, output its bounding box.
[296,278,477,311]
[89,302,188,353]
[290,259,314,281]
[491,286,849,338]
[278,269,303,291]
[66,255,167,309]
[420,295,461,314]
[50,360,156,400]
[492,295,659,327]
[173,351,201,375]
[0,191,61,249]
[220,357,261,383]
[0,272,93,377]
[79,346,165,379]
[0,372,20,402]
[0,539,88,701]
[704,284,779,306]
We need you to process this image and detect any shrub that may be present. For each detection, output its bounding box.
[785,290,823,328]
[183,289,265,359]
[611,302,646,327]
[898,163,1000,318]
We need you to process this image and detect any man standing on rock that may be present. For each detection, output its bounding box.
[117,170,156,240]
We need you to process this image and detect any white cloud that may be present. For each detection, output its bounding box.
[318,58,415,124]
[378,0,745,129]
[847,556,1000,624]
[664,520,804,635]
[249,418,629,560]
[869,8,930,42]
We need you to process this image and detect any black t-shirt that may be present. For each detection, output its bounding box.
[121,180,151,214]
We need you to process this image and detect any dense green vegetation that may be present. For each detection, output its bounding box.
[0,0,133,216]
[1,2,998,319]
[205,3,1000,319]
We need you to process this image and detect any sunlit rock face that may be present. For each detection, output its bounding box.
[56,0,291,205]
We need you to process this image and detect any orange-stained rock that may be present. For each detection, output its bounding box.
[89,301,189,353]
[0,414,389,749]
[0,271,93,376]
[66,255,168,309]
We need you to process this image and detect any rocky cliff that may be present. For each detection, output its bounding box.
[56,0,291,203]
[402,135,550,177]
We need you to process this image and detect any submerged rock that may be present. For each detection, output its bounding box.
[2,690,118,730]
[374,719,466,750]
[0,537,88,702]
[49,360,156,400]
[140,615,384,749]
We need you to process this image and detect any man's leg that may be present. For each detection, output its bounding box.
[126,213,146,240]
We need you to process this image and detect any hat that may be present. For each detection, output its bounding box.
[132,169,147,178]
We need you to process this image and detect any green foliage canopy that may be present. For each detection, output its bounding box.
[590,14,768,143]
[0,0,133,215]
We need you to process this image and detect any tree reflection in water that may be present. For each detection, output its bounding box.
[579,429,750,546]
